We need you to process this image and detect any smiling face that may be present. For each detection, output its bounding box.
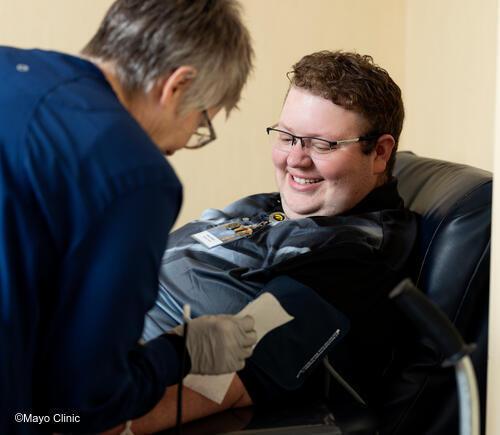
[272,87,381,219]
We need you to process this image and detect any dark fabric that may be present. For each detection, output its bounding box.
[143,188,386,336]
[379,152,492,435]
[157,333,192,376]
[144,178,418,406]
[0,47,183,434]
[243,180,418,405]
[243,276,350,396]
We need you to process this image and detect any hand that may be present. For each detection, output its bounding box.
[170,314,257,375]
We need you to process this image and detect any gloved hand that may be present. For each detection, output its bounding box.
[170,314,257,375]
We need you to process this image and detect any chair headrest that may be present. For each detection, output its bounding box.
[393,151,492,319]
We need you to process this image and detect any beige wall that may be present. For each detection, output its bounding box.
[402,0,497,171]
[0,1,112,52]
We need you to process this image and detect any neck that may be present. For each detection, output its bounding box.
[375,172,389,188]
[88,59,131,106]
[83,57,153,130]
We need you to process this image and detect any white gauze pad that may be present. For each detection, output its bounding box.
[183,292,294,404]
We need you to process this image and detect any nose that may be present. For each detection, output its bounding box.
[286,138,313,168]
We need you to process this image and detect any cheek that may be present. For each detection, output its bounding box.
[317,151,365,183]
[179,112,200,135]
[271,148,287,172]
[315,159,344,182]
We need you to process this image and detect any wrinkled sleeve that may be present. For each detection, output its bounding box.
[37,182,184,432]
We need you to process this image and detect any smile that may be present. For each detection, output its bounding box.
[292,175,323,185]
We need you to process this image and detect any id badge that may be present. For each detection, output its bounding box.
[192,222,256,248]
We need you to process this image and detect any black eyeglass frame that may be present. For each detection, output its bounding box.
[266,126,381,152]
[185,110,217,150]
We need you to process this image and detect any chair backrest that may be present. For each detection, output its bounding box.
[387,151,492,434]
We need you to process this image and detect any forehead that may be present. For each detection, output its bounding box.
[279,87,367,139]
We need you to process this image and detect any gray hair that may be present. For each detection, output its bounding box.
[82,0,253,115]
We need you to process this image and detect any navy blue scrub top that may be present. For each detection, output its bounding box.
[0,47,184,433]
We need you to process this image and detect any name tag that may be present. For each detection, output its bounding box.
[192,230,224,248]
[191,214,286,249]
[192,221,256,248]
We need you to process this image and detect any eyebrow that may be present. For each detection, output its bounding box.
[277,122,294,133]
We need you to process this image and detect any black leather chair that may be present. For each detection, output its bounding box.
[381,151,492,434]
[165,151,492,435]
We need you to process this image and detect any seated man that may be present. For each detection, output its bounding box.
[105,50,418,434]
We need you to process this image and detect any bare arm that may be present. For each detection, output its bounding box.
[100,374,253,434]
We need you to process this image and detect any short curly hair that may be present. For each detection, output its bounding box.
[288,51,404,177]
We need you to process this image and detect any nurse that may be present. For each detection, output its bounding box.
[0,0,255,434]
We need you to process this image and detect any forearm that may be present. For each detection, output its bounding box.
[101,374,252,434]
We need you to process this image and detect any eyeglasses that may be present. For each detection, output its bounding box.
[185,110,217,149]
[266,126,380,160]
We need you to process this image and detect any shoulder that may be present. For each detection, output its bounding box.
[0,49,181,233]
[13,48,179,196]
[0,48,107,127]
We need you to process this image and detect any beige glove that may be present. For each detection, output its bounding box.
[170,314,257,375]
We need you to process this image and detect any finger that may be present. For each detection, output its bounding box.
[238,344,255,359]
[232,359,245,372]
[236,315,255,332]
[239,329,257,347]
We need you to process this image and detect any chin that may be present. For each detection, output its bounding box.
[284,203,320,219]
[285,200,345,218]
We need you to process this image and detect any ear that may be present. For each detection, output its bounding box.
[372,134,395,175]
[156,66,197,109]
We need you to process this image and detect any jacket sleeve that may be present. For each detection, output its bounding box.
[35,182,184,433]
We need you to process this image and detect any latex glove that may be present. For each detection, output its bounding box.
[171,314,256,375]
